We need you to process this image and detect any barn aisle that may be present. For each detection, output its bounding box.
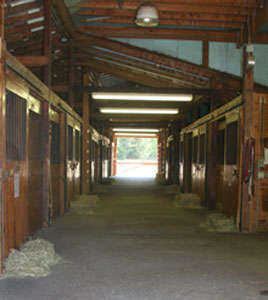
[1,178,268,300]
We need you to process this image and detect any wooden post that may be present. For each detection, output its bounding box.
[171,122,181,184]
[82,74,90,194]
[44,0,51,86]
[59,112,66,214]
[68,44,74,108]
[0,0,5,274]
[202,41,209,68]
[112,137,117,176]
[205,122,217,210]
[42,101,51,227]
[240,46,255,232]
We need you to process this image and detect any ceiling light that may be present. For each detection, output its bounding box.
[115,133,157,137]
[113,128,159,133]
[100,108,179,114]
[135,2,159,27]
[92,92,192,102]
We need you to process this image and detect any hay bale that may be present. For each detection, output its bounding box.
[174,193,202,209]
[3,239,61,278]
[165,184,181,195]
[68,194,99,215]
[200,213,237,233]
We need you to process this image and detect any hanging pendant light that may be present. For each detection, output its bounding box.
[135,2,159,27]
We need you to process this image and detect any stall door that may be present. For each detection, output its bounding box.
[223,121,239,216]
[28,110,43,235]
[66,124,74,209]
[74,128,81,196]
[3,90,27,257]
[216,118,240,217]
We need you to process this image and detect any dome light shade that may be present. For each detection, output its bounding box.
[135,2,159,27]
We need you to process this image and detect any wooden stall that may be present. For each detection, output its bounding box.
[90,127,101,189]
[101,136,110,180]
[0,51,83,262]
[66,115,82,209]
[179,94,268,232]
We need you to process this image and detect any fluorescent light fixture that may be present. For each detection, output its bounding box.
[113,128,159,133]
[28,8,40,14]
[11,0,35,7]
[92,92,192,102]
[115,133,157,137]
[100,108,179,114]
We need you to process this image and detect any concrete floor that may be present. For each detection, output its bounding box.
[1,178,268,300]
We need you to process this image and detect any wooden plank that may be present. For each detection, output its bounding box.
[77,26,237,43]
[82,74,90,194]
[202,41,209,68]
[76,1,252,15]
[44,0,51,86]
[81,16,242,29]
[42,101,50,227]
[15,56,49,67]
[79,8,247,23]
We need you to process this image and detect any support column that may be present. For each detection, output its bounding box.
[202,41,209,68]
[68,44,74,108]
[82,74,90,194]
[240,46,255,232]
[42,101,51,227]
[43,0,51,86]
[112,137,117,176]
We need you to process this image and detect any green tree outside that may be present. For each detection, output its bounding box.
[117,138,157,160]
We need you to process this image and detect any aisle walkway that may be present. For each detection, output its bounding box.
[1,178,268,300]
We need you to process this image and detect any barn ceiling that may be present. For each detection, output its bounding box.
[3,0,268,129]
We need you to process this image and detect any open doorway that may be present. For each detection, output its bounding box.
[115,137,158,177]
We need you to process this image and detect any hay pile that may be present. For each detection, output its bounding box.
[174,193,202,209]
[68,194,99,215]
[165,184,181,195]
[200,213,237,233]
[3,239,61,278]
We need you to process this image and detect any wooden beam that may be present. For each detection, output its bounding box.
[44,0,51,86]
[82,74,91,194]
[52,0,75,38]
[239,46,255,232]
[82,17,242,29]
[77,26,237,43]
[76,1,253,15]
[75,47,206,87]
[68,44,74,107]
[51,85,68,92]
[202,41,209,68]
[15,56,49,67]
[79,8,247,23]
[72,86,214,94]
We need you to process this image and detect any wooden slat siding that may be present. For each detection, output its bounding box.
[82,74,90,194]
[28,110,43,235]
[252,93,268,232]
[205,122,217,210]
[59,112,66,214]
[42,101,50,227]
